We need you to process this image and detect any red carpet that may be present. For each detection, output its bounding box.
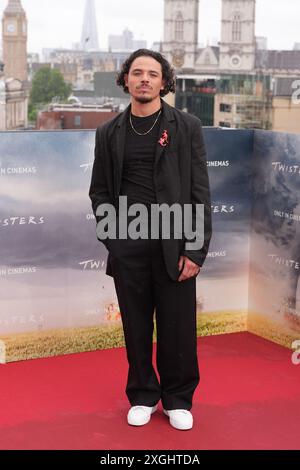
[0,332,299,450]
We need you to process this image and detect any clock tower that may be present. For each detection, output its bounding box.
[2,0,28,81]
[219,0,256,72]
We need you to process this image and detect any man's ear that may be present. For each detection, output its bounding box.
[161,79,166,91]
[124,73,128,87]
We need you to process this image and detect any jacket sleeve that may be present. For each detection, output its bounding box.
[89,126,111,248]
[182,118,212,267]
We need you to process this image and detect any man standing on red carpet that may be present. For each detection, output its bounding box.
[89,49,212,430]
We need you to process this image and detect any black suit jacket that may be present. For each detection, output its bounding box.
[89,98,212,280]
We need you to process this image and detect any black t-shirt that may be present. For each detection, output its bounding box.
[120,107,162,207]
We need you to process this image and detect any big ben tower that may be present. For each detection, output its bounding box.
[2,0,28,81]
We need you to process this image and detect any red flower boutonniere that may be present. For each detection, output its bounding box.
[158,129,169,147]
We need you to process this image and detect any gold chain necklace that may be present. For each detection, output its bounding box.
[129,108,162,136]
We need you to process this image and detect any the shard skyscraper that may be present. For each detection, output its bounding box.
[81,0,99,51]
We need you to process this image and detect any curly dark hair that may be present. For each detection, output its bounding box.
[115,49,176,97]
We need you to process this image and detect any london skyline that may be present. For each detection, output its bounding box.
[0,0,299,56]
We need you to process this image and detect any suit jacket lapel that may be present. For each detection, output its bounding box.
[154,108,176,168]
[115,103,130,198]
[154,109,168,168]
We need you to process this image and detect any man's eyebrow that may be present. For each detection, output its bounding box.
[131,68,160,74]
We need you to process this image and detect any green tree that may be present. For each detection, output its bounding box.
[28,102,38,122]
[29,66,72,121]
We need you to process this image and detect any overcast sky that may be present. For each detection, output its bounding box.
[0,0,299,56]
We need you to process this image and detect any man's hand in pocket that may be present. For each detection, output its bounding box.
[178,255,200,282]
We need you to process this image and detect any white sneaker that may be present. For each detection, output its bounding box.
[163,408,193,430]
[127,404,158,426]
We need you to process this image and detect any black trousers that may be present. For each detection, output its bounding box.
[108,215,200,411]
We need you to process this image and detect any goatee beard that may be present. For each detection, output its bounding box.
[135,95,153,104]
